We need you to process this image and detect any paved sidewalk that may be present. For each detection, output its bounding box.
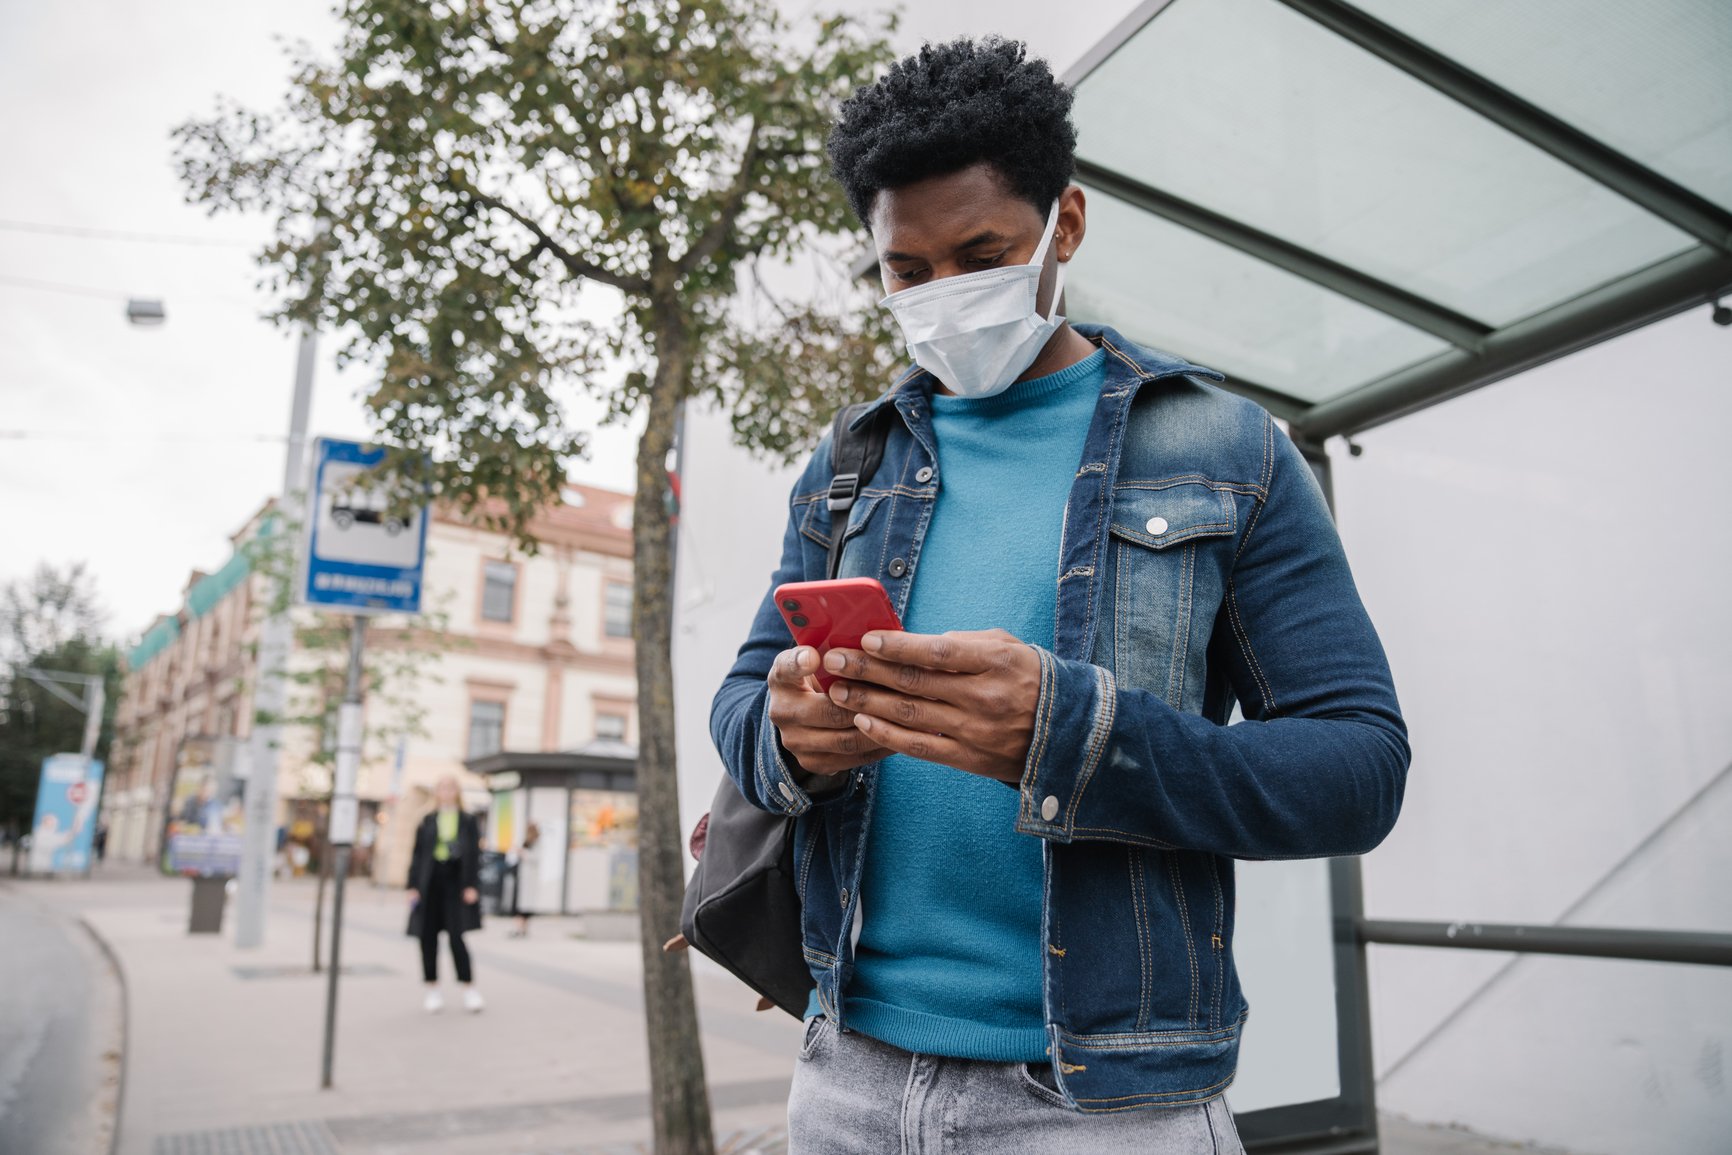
[14,864,1580,1155]
[37,864,799,1155]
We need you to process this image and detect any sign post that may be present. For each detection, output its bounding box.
[298,436,426,1089]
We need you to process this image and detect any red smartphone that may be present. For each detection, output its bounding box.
[773,577,902,691]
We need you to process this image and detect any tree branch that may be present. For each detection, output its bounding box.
[456,179,650,295]
[674,116,761,276]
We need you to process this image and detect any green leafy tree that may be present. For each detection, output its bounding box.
[0,563,120,849]
[175,3,898,1148]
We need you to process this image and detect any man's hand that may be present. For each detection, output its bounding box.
[408,889,420,904]
[824,629,1040,784]
[462,887,479,905]
[768,646,891,779]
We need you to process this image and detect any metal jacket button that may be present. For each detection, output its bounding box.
[887,558,908,578]
[1040,795,1060,821]
[1146,516,1169,535]
[779,782,796,802]
[915,466,934,483]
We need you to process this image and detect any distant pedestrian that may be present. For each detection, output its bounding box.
[407,776,484,1013]
[508,822,542,938]
[93,823,108,863]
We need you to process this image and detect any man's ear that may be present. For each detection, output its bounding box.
[1056,184,1087,262]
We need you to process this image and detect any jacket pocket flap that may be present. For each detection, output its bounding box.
[799,491,886,550]
[1109,484,1235,550]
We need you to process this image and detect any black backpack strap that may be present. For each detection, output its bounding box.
[825,402,889,581]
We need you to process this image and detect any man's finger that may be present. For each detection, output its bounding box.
[770,646,820,686]
[823,647,962,701]
[860,629,1003,674]
[852,711,979,774]
[772,687,859,731]
[780,723,886,758]
[829,679,967,736]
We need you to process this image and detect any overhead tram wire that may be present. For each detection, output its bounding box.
[0,219,252,247]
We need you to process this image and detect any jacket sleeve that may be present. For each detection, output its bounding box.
[709,443,860,819]
[1015,422,1409,859]
[407,818,426,889]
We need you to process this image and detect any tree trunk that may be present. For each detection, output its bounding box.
[632,301,715,1155]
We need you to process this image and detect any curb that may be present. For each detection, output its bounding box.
[77,914,128,1155]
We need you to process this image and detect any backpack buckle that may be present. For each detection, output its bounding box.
[827,472,860,513]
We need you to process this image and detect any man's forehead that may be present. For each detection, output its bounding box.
[869,165,1044,251]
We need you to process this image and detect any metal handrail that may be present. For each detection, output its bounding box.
[1358,919,1732,967]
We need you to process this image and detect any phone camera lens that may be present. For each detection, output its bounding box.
[782,599,801,612]
[791,614,809,628]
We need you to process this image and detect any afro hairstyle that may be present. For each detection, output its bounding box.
[827,36,1078,228]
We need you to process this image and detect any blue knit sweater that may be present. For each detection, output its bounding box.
[839,348,1108,1061]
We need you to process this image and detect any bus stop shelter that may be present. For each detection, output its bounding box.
[1053,2,1731,1150]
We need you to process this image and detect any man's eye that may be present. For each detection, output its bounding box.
[966,252,1008,268]
[891,268,927,283]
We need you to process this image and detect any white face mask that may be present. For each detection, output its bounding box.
[879,200,1067,400]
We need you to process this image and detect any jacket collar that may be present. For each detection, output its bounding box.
[846,324,1221,431]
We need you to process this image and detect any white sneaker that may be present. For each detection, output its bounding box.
[463,987,485,1013]
[423,989,444,1013]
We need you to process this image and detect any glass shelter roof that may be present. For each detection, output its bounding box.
[1062,0,1732,440]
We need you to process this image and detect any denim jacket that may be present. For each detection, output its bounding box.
[710,324,1409,1111]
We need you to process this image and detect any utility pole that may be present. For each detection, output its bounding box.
[236,325,317,950]
[320,616,365,1089]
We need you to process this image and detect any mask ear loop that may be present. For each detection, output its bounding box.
[1032,199,1067,322]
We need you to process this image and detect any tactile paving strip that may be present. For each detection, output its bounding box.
[153,1121,340,1155]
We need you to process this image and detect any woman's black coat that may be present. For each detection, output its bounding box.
[406,810,483,936]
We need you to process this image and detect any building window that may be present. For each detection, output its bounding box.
[481,561,516,623]
[467,700,505,759]
[604,580,632,639]
[596,713,627,742]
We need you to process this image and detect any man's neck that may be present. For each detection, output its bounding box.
[1017,323,1096,385]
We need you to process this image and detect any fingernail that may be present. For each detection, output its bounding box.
[797,648,815,668]
[824,651,845,672]
[863,634,883,652]
[855,715,873,733]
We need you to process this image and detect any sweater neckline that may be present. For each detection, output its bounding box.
[929,348,1107,416]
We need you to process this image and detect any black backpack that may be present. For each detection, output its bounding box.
[676,400,890,1016]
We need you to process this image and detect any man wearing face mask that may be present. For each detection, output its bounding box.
[710,37,1408,1153]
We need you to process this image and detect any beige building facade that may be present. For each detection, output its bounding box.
[104,484,637,887]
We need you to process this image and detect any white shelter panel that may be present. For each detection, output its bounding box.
[1228,857,1341,1111]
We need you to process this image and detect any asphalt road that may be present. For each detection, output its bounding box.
[0,884,117,1155]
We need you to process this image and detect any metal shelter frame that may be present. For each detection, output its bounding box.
[1053,4,1732,1152]
[1065,0,1732,450]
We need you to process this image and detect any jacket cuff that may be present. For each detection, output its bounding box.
[755,696,854,815]
[1015,648,1117,842]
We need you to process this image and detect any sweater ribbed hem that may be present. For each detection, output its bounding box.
[843,996,1049,1063]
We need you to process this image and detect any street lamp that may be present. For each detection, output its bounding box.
[125,298,166,326]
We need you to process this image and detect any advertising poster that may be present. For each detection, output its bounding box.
[27,754,104,876]
[160,736,247,878]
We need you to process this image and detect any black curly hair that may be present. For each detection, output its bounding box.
[827,36,1078,228]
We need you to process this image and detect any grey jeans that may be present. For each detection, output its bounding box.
[788,1017,1246,1154]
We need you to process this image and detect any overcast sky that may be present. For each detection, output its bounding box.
[0,0,645,644]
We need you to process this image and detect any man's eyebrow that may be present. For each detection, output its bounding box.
[881,230,1012,263]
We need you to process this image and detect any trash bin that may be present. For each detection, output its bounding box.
[478,849,507,916]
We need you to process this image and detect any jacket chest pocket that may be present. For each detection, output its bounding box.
[798,492,888,580]
[1098,483,1236,709]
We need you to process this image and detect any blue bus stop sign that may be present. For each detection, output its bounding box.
[300,438,427,615]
